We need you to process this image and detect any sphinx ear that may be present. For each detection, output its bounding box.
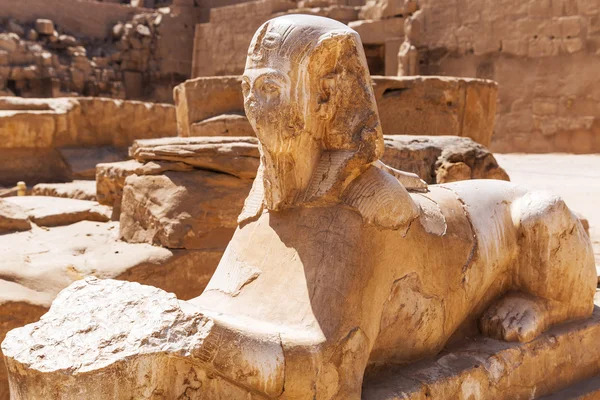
[316,72,337,120]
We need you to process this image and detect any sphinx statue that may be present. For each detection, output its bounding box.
[2,14,596,400]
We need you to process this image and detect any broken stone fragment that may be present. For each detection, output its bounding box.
[119,170,252,249]
[26,29,38,41]
[7,20,25,37]
[0,33,19,53]
[2,196,110,227]
[0,199,31,232]
[35,19,55,36]
[32,180,97,201]
[1,277,276,400]
[96,159,193,216]
[129,136,260,179]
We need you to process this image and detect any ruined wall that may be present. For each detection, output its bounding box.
[0,0,147,39]
[191,0,362,77]
[417,0,600,153]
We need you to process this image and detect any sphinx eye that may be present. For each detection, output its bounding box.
[261,81,280,94]
[241,81,251,96]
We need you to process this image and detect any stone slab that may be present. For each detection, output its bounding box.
[119,170,253,250]
[0,220,221,400]
[372,76,498,147]
[0,200,31,233]
[32,180,96,201]
[362,303,600,400]
[3,196,110,227]
[129,136,260,179]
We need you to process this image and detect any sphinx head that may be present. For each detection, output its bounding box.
[243,15,384,210]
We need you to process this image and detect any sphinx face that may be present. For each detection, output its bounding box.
[242,47,322,209]
[242,67,294,151]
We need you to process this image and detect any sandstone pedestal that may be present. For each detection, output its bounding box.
[363,304,600,399]
[3,278,600,400]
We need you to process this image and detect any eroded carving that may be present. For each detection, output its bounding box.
[2,15,596,400]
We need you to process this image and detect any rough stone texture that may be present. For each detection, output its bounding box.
[2,196,110,227]
[110,135,508,246]
[0,5,196,102]
[129,136,260,179]
[6,278,600,399]
[0,221,222,399]
[413,0,600,153]
[382,135,509,184]
[175,75,497,145]
[187,0,600,153]
[0,199,31,232]
[31,180,97,201]
[362,304,600,399]
[2,14,598,399]
[191,0,347,77]
[372,76,498,147]
[119,170,253,250]
[2,278,261,400]
[173,75,245,137]
[0,97,176,149]
[96,159,193,210]
[0,97,176,184]
[190,113,255,137]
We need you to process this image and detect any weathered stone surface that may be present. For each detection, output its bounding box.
[174,75,497,146]
[382,135,510,184]
[130,137,260,179]
[96,159,193,209]
[190,113,255,137]
[362,305,600,399]
[58,147,129,180]
[2,196,110,227]
[0,97,176,149]
[6,278,600,399]
[32,180,96,201]
[119,170,253,250]
[0,200,31,232]
[173,75,245,137]
[34,19,54,35]
[0,221,222,399]
[2,278,256,400]
[372,76,498,147]
[4,14,597,400]
[360,0,416,21]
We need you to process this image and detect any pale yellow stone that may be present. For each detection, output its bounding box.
[2,15,596,400]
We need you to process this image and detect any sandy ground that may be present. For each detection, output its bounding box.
[496,154,600,268]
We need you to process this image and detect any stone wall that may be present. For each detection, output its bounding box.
[0,0,208,103]
[416,0,600,153]
[190,0,600,153]
[0,0,146,39]
[174,75,498,146]
[191,0,366,77]
[0,97,176,185]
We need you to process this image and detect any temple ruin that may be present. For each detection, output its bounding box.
[0,1,599,399]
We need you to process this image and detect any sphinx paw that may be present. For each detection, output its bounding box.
[479,293,549,343]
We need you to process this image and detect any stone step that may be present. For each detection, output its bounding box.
[542,375,600,399]
[362,306,600,400]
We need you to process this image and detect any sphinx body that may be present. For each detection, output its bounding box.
[185,14,595,399]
